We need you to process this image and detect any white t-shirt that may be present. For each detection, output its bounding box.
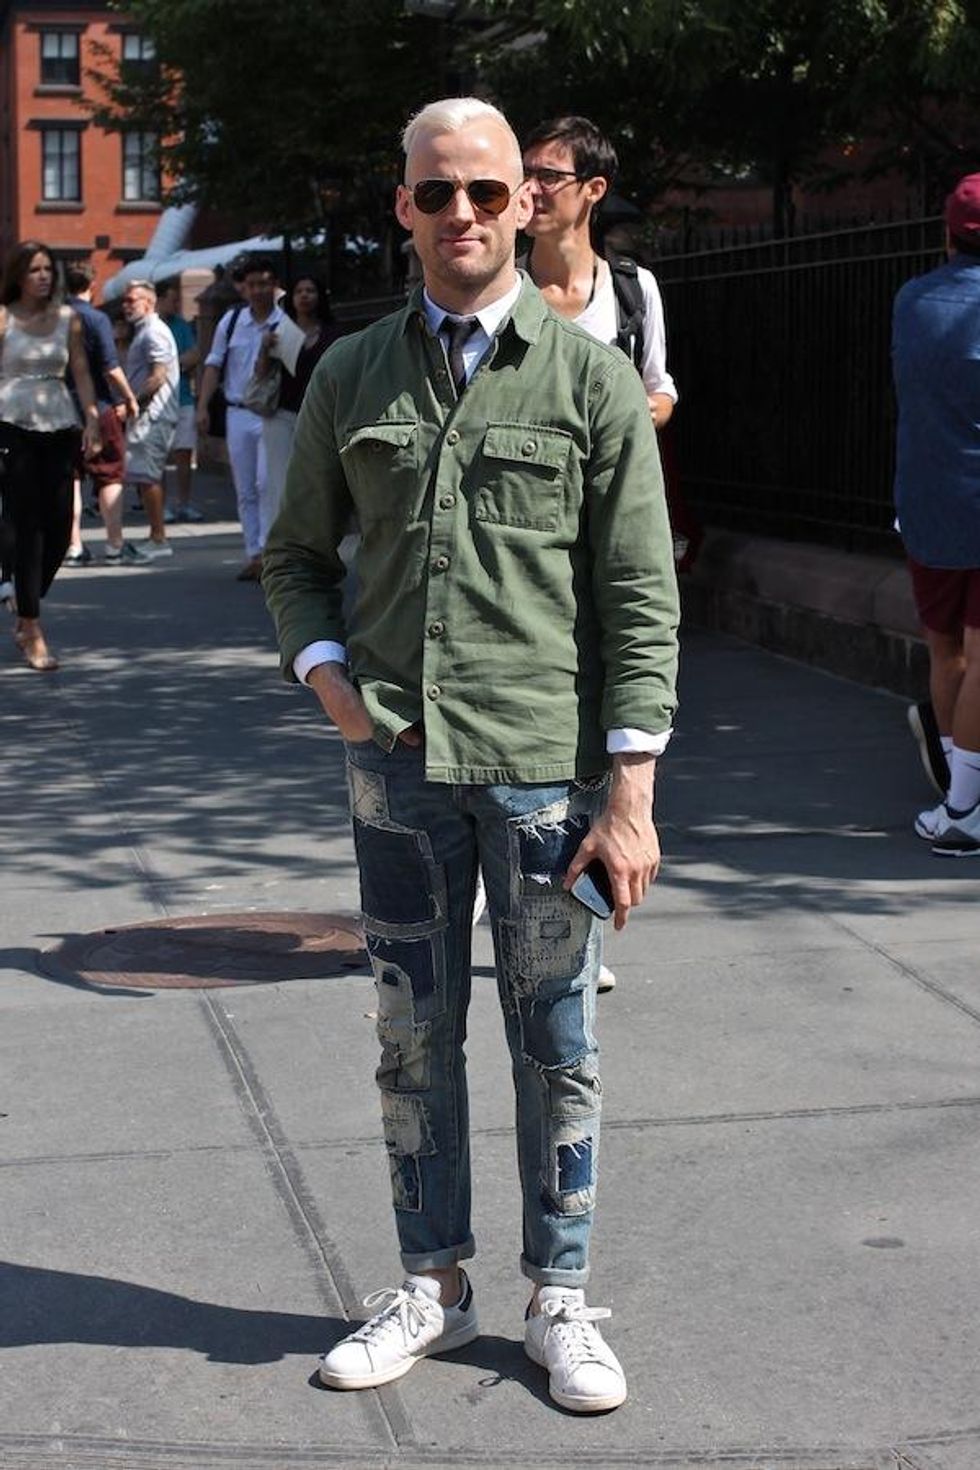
[125,312,179,422]
[575,263,677,402]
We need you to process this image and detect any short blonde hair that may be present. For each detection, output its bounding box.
[402,97,522,179]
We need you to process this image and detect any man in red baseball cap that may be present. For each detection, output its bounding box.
[892,172,980,856]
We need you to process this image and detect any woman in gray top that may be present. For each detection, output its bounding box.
[0,241,100,670]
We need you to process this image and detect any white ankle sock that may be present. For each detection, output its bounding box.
[947,746,980,814]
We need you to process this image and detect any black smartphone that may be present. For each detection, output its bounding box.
[570,859,615,921]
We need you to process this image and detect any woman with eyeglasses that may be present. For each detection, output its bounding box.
[0,240,100,670]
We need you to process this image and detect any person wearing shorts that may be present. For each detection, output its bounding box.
[121,280,179,561]
[63,262,139,565]
[892,172,980,856]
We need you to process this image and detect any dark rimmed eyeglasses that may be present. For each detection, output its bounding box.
[523,165,583,191]
[411,177,514,217]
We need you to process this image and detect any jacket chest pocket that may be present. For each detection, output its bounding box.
[474,423,572,532]
[341,420,419,523]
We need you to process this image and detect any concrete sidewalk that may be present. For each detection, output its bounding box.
[1,473,978,1470]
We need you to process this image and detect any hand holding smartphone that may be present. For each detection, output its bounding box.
[569,859,615,921]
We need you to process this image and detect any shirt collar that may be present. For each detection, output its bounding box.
[403,271,548,346]
[421,275,522,340]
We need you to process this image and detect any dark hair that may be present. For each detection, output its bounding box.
[242,254,277,280]
[1,239,60,306]
[155,276,181,298]
[65,260,95,295]
[287,273,334,324]
[950,230,980,258]
[522,115,618,187]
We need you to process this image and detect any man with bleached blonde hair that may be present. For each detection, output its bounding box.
[264,96,679,1412]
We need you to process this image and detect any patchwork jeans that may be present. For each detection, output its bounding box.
[345,738,608,1287]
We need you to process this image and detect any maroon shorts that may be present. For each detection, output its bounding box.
[80,404,126,491]
[908,557,980,635]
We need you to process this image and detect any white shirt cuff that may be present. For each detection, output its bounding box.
[294,641,347,684]
[607,727,672,756]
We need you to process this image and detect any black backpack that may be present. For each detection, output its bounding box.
[609,257,646,370]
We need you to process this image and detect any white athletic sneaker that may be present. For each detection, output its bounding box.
[597,964,616,993]
[524,1286,627,1413]
[914,801,951,842]
[932,801,980,857]
[318,1272,479,1390]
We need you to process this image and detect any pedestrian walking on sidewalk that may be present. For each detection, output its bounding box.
[62,261,139,567]
[196,256,285,581]
[0,240,101,670]
[264,96,679,1413]
[893,172,980,857]
[120,281,179,562]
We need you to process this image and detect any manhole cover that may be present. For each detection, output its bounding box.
[42,911,368,990]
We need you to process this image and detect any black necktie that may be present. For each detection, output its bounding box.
[445,317,479,398]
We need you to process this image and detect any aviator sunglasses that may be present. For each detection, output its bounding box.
[411,177,514,216]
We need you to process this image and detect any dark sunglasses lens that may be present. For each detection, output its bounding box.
[467,180,511,215]
[413,180,456,214]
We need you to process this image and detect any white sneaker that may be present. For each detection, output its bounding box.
[524,1286,627,1413]
[597,964,616,993]
[135,538,174,561]
[932,801,980,857]
[318,1272,479,1390]
[914,801,951,842]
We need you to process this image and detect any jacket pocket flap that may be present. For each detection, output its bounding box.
[483,423,570,470]
[342,420,418,453]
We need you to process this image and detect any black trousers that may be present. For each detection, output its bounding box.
[0,423,78,619]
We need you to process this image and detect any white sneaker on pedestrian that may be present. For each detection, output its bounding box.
[524,1286,627,1413]
[931,801,980,857]
[130,538,174,562]
[318,1272,479,1390]
[597,964,616,993]
[914,801,952,842]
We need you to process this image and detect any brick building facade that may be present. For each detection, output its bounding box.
[0,0,164,290]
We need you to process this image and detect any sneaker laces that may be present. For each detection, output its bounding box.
[348,1285,433,1349]
[540,1297,612,1367]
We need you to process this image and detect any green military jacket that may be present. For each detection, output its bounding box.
[262,275,679,784]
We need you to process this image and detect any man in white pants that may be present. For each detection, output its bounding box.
[197,256,284,579]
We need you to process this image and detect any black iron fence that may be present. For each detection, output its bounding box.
[656,216,945,555]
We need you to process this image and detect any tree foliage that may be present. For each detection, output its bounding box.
[88,0,451,235]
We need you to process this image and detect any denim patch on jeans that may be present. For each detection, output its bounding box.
[345,738,607,1287]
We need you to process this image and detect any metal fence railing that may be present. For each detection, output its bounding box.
[655,216,945,555]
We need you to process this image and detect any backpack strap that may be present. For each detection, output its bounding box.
[609,257,645,370]
[218,303,245,381]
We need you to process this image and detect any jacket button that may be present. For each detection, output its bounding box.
[426,684,441,700]
[439,493,456,509]
[427,621,445,638]
[433,554,450,571]
[446,429,460,446]
[522,439,537,455]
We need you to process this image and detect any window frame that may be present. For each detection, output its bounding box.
[40,126,82,203]
[121,130,161,204]
[39,30,81,88]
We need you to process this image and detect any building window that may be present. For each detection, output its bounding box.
[40,31,80,87]
[41,128,81,202]
[121,33,156,69]
[122,131,160,202]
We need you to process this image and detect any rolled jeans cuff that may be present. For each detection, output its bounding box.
[400,1235,476,1274]
[520,1256,590,1288]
